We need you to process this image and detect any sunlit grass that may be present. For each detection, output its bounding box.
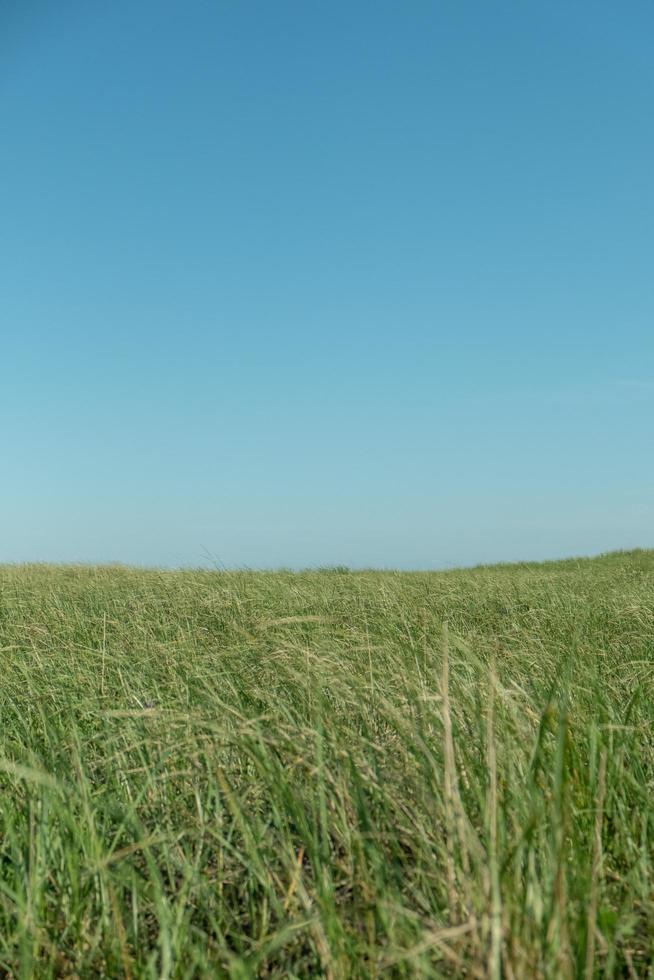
[0,550,652,976]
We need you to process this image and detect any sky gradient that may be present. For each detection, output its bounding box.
[2,1,653,568]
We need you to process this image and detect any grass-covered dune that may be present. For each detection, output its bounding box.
[0,551,653,977]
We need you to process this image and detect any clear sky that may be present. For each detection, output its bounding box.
[2,1,653,569]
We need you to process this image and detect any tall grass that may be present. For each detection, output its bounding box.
[0,550,652,976]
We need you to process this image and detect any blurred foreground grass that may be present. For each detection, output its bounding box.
[0,551,653,977]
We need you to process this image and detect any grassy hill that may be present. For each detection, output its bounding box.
[0,551,652,977]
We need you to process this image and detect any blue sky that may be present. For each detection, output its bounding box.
[2,1,652,568]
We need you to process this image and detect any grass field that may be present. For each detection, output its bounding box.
[0,551,652,978]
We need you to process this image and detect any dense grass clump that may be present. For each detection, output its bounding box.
[0,551,653,977]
